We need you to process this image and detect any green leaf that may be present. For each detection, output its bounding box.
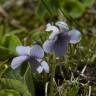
[67,82,79,96]
[5,29,26,35]
[0,89,20,96]
[5,67,23,81]
[20,62,28,76]
[0,60,9,78]
[24,65,35,96]
[3,34,22,54]
[0,25,5,45]
[62,0,85,18]
[31,31,48,44]
[0,78,31,96]
[63,82,79,96]
[0,46,12,60]
[79,0,95,7]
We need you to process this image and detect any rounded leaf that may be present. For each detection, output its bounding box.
[63,0,85,18]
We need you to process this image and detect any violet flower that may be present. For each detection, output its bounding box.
[11,44,49,73]
[43,21,81,57]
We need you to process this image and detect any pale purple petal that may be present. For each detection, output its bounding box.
[49,31,59,40]
[53,33,69,56]
[36,66,43,73]
[45,25,59,33]
[16,46,31,56]
[29,58,42,73]
[68,29,81,44]
[36,59,42,62]
[55,21,69,30]
[41,61,49,73]
[30,45,44,59]
[46,23,52,28]
[53,41,68,57]
[43,40,54,53]
[46,24,60,40]
[11,56,29,69]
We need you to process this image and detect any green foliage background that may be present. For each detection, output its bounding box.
[0,0,96,96]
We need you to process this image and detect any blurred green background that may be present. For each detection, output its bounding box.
[0,0,96,96]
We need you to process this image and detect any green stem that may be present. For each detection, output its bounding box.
[24,65,35,96]
[40,0,52,16]
[49,54,56,96]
